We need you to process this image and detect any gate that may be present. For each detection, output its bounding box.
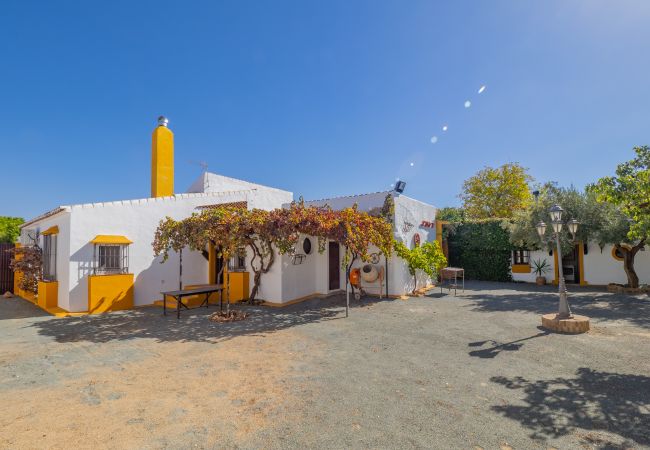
[0,243,15,293]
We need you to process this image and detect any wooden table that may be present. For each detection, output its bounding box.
[161,284,224,319]
[440,267,464,296]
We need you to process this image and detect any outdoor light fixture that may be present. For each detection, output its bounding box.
[552,220,563,234]
[538,203,581,320]
[394,180,406,193]
[549,204,564,222]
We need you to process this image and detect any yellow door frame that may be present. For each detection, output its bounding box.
[553,242,588,286]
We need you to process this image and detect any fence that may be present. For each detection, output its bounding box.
[0,243,15,293]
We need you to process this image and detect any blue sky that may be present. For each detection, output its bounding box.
[2,1,649,219]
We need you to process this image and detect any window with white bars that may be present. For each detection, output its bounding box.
[94,244,129,275]
[227,249,246,271]
[42,234,57,281]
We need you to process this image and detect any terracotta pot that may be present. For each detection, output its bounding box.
[536,276,546,286]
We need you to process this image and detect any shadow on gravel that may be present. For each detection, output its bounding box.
[461,282,650,329]
[468,328,550,358]
[29,294,381,345]
[0,297,50,320]
[490,368,650,447]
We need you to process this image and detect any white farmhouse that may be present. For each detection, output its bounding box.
[510,243,650,287]
[17,118,442,315]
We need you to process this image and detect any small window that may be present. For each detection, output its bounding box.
[228,248,246,271]
[513,249,530,265]
[94,244,129,275]
[42,234,57,281]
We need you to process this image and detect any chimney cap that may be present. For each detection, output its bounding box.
[157,116,169,127]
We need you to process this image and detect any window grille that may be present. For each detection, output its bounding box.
[227,249,246,271]
[94,244,129,275]
[42,234,57,281]
[513,249,530,265]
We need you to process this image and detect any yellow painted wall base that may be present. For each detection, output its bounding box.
[227,272,249,303]
[37,281,58,309]
[512,264,532,274]
[88,274,134,314]
[181,284,223,305]
[13,271,21,295]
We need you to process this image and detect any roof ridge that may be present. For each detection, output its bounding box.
[304,190,392,204]
[21,190,256,227]
[68,189,256,210]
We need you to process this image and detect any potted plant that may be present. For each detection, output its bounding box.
[532,258,550,285]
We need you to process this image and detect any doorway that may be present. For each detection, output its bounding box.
[328,242,340,290]
[561,244,581,284]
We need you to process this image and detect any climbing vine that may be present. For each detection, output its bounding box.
[153,203,393,303]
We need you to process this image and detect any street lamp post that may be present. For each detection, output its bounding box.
[536,204,580,320]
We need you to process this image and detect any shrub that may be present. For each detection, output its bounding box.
[447,219,513,281]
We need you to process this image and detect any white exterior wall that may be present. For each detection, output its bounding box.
[289,192,440,300]
[20,178,445,309]
[511,243,650,286]
[391,195,438,294]
[511,250,554,284]
[250,236,340,304]
[20,186,292,312]
[66,192,252,311]
[584,244,650,285]
[20,212,72,309]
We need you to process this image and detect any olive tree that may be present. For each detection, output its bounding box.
[507,183,641,288]
[588,146,650,287]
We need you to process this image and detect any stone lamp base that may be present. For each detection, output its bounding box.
[541,314,590,334]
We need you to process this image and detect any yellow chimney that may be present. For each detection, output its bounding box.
[151,116,174,197]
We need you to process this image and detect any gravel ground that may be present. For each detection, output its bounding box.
[1,281,649,449]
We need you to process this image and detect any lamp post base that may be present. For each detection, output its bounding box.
[541,313,590,334]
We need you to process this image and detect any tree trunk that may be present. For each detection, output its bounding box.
[412,270,417,294]
[248,239,275,302]
[618,239,645,288]
[226,270,231,314]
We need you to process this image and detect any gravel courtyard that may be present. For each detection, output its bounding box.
[1,282,649,449]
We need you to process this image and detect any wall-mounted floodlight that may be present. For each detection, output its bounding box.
[394,180,406,193]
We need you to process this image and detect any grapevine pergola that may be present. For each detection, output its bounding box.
[153,202,394,316]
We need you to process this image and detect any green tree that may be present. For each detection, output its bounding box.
[394,240,447,293]
[460,163,533,219]
[436,207,466,223]
[507,183,640,287]
[0,217,24,243]
[588,146,650,287]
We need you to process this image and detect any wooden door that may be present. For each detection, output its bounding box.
[328,242,340,290]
